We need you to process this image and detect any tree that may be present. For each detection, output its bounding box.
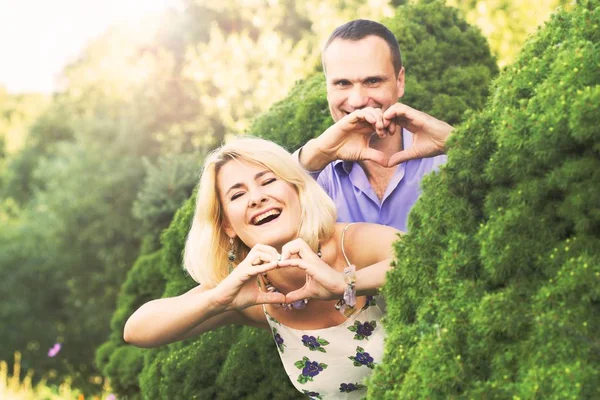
[251,0,498,149]
[447,0,573,66]
[369,0,600,398]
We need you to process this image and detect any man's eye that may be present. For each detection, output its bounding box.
[366,78,381,85]
[336,80,351,87]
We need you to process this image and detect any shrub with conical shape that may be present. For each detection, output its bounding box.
[369,1,600,398]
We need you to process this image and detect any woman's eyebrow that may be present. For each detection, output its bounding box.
[225,170,270,195]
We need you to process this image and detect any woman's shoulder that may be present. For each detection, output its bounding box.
[333,222,403,242]
[333,222,403,267]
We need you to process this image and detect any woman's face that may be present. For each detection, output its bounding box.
[217,159,302,250]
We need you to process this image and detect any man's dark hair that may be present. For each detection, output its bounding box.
[323,19,402,75]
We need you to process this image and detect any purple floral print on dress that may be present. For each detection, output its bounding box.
[294,356,328,384]
[302,335,329,353]
[349,346,376,369]
[302,389,323,399]
[272,327,285,353]
[348,320,377,340]
[339,382,366,393]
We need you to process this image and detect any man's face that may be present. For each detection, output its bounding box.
[323,35,405,122]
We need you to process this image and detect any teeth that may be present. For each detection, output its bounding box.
[252,209,281,225]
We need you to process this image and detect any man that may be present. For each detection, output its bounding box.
[296,19,453,232]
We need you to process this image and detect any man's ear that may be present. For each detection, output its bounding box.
[396,67,406,99]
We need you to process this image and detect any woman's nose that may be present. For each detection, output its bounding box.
[248,190,268,207]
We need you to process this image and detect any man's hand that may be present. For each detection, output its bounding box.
[383,103,453,166]
[299,107,389,171]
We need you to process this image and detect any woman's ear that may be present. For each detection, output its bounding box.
[222,218,236,239]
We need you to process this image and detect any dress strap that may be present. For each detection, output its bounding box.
[340,223,356,267]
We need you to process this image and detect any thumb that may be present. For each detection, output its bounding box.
[285,288,310,304]
[387,149,417,167]
[361,148,389,167]
[257,291,286,305]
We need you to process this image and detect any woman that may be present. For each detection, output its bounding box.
[124,137,401,399]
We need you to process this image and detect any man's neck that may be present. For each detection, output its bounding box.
[369,126,404,157]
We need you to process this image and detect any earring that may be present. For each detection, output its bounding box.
[227,237,236,273]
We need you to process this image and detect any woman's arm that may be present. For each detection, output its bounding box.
[124,244,285,348]
[124,284,256,348]
[341,223,402,296]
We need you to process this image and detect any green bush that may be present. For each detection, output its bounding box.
[369,1,600,398]
[251,0,498,150]
[96,251,167,399]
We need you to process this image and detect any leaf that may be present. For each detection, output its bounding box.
[357,346,364,352]
[317,347,326,353]
[294,360,305,369]
[319,363,328,369]
[348,326,357,332]
[317,338,329,345]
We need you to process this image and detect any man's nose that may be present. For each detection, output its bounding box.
[347,86,369,109]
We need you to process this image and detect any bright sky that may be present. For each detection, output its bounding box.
[0,0,178,94]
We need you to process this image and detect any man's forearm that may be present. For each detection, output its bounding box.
[298,138,335,171]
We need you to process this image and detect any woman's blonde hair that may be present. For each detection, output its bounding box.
[183,137,337,287]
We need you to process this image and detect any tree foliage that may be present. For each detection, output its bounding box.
[448,0,573,66]
[251,0,498,150]
[369,1,600,398]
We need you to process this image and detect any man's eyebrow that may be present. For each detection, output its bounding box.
[225,170,270,195]
[363,75,387,82]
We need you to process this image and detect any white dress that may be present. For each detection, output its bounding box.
[263,296,386,399]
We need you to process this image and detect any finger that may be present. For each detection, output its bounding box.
[252,261,281,274]
[383,103,414,120]
[374,115,387,139]
[276,257,311,271]
[247,248,280,266]
[256,291,286,305]
[387,149,418,167]
[250,244,280,259]
[361,148,389,167]
[285,288,311,304]
[280,238,314,261]
[388,120,397,136]
[238,261,280,280]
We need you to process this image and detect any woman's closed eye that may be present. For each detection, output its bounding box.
[231,191,245,200]
[262,178,276,186]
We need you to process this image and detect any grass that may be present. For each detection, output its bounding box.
[0,352,114,400]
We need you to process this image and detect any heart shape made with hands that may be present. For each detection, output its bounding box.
[259,240,341,306]
[338,104,450,168]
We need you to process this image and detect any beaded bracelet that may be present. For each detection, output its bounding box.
[334,264,357,317]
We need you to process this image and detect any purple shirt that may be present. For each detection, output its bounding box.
[304,130,446,232]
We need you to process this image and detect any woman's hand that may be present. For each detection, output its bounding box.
[277,239,345,303]
[213,244,285,310]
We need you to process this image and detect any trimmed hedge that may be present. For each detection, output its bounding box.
[369,0,600,398]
